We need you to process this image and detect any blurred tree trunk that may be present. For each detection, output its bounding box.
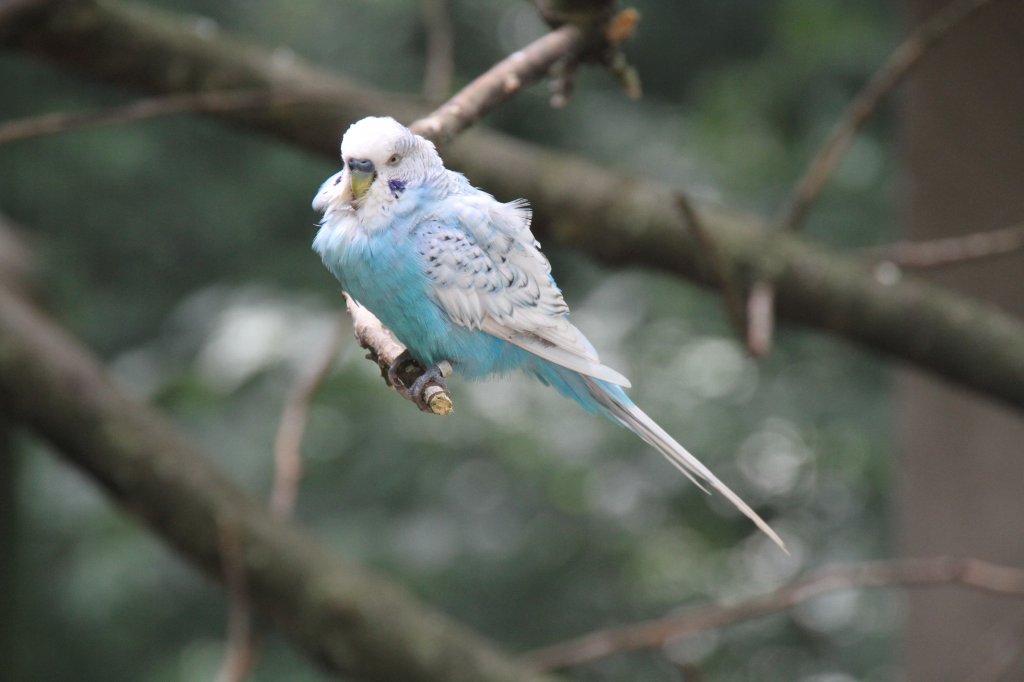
[898,1,1024,679]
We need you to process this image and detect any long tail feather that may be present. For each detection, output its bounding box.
[582,377,787,553]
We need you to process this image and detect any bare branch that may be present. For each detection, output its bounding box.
[862,222,1024,270]
[676,192,748,351]
[745,280,774,358]
[271,315,348,518]
[778,0,1009,232]
[412,24,584,147]
[525,556,1024,672]
[344,294,453,416]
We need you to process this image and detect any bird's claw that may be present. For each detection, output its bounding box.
[386,353,452,414]
[408,365,449,413]
[386,350,416,394]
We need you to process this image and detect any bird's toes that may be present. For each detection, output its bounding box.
[409,365,448,413]
[387,350,416,396]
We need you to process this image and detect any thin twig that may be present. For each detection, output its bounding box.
[215,517,258,682]
[0,89,323,146]
[525,556,1024,672]
[676,193,749,352]
[420,0,455,103]
[745,281,775,358]
[270,315,349,518]
[778,0,1007,233]
[862,222,1024,270]
[217,316,348,681]
[412,23,584,147]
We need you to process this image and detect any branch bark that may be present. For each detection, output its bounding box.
[2,0,1024,412]
[0,284,564,682]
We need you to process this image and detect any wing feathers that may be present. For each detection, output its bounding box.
[419,190,631,386]
[480,319,631,387]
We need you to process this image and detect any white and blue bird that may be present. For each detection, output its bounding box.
[313,116,784,550]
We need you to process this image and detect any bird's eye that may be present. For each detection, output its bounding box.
[387,153,401,166]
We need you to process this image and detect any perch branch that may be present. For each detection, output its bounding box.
[3,0,1024,411]
[0,284,564,682]
[525,556,1024,671]
[344,294,453,416]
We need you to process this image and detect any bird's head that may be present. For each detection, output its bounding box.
[313,116,442,216]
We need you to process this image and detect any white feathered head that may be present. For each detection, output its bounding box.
[312,117,443,215]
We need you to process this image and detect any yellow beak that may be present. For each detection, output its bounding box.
[348,161,376,201]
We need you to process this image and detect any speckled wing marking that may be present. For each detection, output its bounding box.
[415,193,630,387]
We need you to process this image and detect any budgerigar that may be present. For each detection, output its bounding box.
[313,116,784,550]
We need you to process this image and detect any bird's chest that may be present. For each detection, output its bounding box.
[317,221,451,351]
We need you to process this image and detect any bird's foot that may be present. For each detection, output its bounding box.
[386,350,416,393]
[408,364,450,414]
[386,353,453,415]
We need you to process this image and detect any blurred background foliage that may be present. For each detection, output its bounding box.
[1,0,899,680]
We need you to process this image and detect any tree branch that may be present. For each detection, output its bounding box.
[862,222,1024,270]
[3,0,1024,411]
[777,0,1009,232]
[345,293,453,415]
[0,284,563,682]
[412,23,584,147]
[525,556,1024,671]
[0,88,326,145]
[271,315,349,517]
